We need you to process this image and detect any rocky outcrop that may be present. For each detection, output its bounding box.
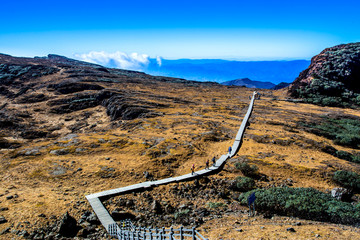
[0,63,58,85]
[48,81,104,94]
[289,42,360,107]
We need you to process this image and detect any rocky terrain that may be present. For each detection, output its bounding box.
[0,53,359,239]
[289,42,360,107]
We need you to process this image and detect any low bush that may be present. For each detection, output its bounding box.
[333,170,360,192]
[235,162,259,177]
[174,209,190,220]
[239,187,360,225]
[207,202,226,209]
[301,116,360,149]
[336,150,353,161]
[235,176,255,191]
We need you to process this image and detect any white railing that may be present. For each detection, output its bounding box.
[108,220,208,240]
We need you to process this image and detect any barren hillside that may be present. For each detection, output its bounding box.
[0,54,359,239]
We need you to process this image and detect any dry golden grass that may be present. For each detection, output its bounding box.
[0,83,359,239]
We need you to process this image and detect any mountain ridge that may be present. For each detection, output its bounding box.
[221,78,276,89]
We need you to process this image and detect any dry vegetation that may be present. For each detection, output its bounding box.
[0,55,359,239]
[1,82,360,239]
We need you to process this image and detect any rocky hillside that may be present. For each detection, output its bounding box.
[221,78,275,89]
[0,53,360,239]
[289,42,360,107]
[0,53,217,142]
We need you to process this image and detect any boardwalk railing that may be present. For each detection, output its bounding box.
[86,91,258,239]
[109,221,208,240]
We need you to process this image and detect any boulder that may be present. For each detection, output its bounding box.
[331,187,353,202]
[0,216,7,224]
[57,212,80,237]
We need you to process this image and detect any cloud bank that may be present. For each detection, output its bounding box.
[74,51,153,71]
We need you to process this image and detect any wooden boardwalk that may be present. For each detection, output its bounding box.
[86,91,257,234]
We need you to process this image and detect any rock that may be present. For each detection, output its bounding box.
[286,227,296,232]
[103,94,151,120]
[48,82,104,94]
[236,228,243,232]
[50,148,70,155]
[77,228,89,238]
[20,130,49,139]
[24,148,41,156]
[38,213,46,218]
[6,195,13,200]
[86,213,100,225]
[294,222,302,226]
[17,230,29,237]
[263,212,273,219]
[0,227,10,235]
[50,166,67,176]
[61,134,78,141]
[143,171,153,180]
[111,211,135,221]
[33,233,45,239]
[0,216,7,224]
[0,207,8,211]
[151,200,162,214]
[331,187,353,202]
[57,212,80,237]
[315,234,321,238]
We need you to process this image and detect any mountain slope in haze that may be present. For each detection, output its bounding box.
[145,59,310,84]
[289,42,360,107]
[221,78,276,89]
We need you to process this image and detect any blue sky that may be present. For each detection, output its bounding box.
[1,0,359,60]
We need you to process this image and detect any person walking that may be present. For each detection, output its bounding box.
[205,159,209,169]
[191,164,195,175]
[212,156,216,166]
[228,146,232,155]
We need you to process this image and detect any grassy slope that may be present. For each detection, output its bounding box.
[0,83,360,239]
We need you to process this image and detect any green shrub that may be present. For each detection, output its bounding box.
[235,176,255,191]
[336,150,353,161]
[207,202,226,209]
[235,162,259,177]
[174,209,190,219]
[239,187,360,225]
[333,170,360,192]
[301,117,360,149]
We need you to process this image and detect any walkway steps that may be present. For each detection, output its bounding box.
[85,91,258,238]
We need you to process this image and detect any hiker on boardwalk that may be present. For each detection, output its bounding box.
[212,156,216,166]
[191,164,195,175]
[205,159,209,169]
[228,146,232,155]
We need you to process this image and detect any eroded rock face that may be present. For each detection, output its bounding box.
[48,81,104,94]
[289,42,360,107]
[0,63,59,85]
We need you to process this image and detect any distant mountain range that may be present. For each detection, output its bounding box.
[221,78,276,89]
[145,59,310,85]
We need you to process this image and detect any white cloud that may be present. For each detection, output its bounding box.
[74,51,152,71]
[156,56,162,66]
